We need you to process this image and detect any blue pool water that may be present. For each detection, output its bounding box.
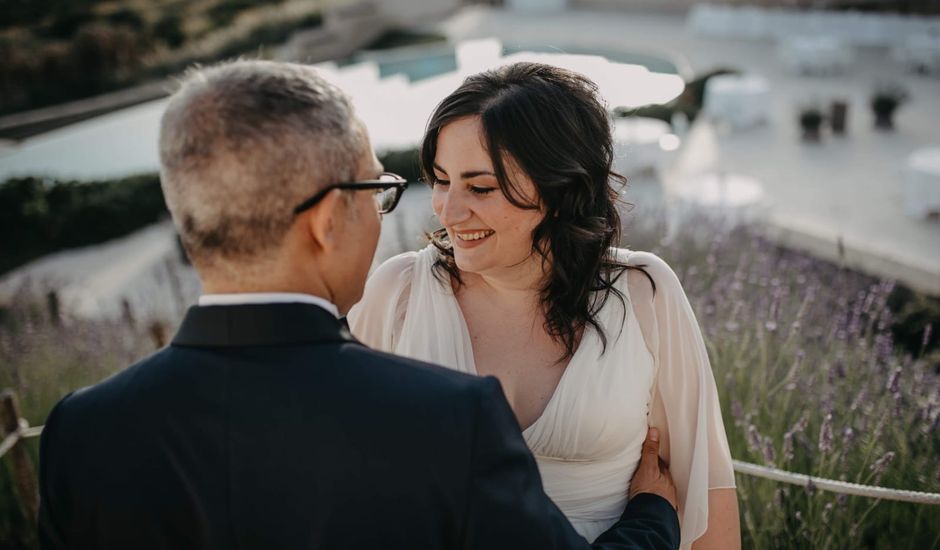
[350,42,680,83]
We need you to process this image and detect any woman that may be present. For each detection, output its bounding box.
[349,62,740,549]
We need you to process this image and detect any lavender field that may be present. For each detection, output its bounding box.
[627,211,940,549]
[1,211,938,549]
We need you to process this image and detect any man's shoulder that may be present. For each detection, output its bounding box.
[45,348,171,423]
[336,342,493,402]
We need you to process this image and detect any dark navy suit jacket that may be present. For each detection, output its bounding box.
[39,303,679,549]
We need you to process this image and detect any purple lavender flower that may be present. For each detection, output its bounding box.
[792,413,810,434]
[921,323,934,357]
[850,390,868,413]
[870,451,896,479]
[762,439,776,465]
[819,413,834,454]
[782,432,794,463]
[805,478,817,496]
[747,424,762,455]
[886,367,901,394]
[842,427,855,447]
[876,333,896,362]
[732,401,744,424]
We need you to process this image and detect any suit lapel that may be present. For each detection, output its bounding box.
[172,303,358,347]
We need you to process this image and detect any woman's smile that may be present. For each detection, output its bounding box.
[454,229,495,247]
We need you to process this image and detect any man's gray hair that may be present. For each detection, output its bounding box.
[159,59,365,267]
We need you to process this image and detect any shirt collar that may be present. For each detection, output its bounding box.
[197,292,339,318]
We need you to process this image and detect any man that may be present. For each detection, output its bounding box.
[38,60,679,549]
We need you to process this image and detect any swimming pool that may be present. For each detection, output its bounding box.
[348,41,682,83]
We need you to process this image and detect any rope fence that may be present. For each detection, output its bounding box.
[2,389,938,528]
[732,460,940,505]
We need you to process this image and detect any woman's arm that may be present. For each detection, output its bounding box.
[692,488,741,550]
[347,251,417,350]
[624,250,741,549]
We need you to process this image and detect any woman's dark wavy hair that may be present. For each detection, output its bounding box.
[419,61,653,361]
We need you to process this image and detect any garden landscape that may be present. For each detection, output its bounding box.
[1,1,939,548]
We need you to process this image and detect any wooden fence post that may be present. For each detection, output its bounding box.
[0,390,39,523]
[46,291,61,327]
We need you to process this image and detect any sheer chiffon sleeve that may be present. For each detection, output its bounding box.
[347,251,417,351]
[623,250,736,549]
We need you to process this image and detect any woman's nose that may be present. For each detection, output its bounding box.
[436,187,470,227]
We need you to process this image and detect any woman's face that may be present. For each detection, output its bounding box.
[431,116,544,277]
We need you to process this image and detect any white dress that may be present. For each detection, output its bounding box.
[348,246,735,548]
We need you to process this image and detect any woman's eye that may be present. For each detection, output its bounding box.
[470,186,496,195]
[432,178,450,186]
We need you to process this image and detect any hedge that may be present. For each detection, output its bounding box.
[0,174,168,275]
[0,148,421,276]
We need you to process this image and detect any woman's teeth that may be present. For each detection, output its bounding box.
[456,230,494,241]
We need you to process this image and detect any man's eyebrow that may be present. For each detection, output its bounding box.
[433,163,496,179]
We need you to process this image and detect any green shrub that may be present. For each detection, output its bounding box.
[0,3,325,116]
[71,23,146,90]
[213,12,324,60]
[44,8,96,39]
[207,0,260,28]
[364,30,447,51]
[378,148,421,183]
[153,14,186,48]
[106,7,145,30]
[0,174,168,275]
[0,21,151,114]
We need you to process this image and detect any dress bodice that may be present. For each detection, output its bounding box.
[371,246,654,540]
[349,245,736,548]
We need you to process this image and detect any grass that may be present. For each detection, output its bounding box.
[0,207,937,549]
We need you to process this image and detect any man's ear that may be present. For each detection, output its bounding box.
[304,189,345,253]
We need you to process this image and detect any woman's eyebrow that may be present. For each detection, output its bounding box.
[433,163,495,179]
[461,170,496,179]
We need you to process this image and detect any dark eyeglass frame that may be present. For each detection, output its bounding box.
[292,172,408,215]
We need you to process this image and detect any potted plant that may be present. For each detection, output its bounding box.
[799,105,825,142]
[871,83,909,130]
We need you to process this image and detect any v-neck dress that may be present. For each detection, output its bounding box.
[348,245,735,548]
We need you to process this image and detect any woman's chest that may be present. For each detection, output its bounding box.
[460,300,569,431]
[521,321,657,462]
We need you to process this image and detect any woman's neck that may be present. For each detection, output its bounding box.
[460,252,547,307]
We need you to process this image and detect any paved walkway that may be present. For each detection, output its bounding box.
[0,221,196,321]
[433,6,940,294]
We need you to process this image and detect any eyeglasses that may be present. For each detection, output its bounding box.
[292,172,408,215]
